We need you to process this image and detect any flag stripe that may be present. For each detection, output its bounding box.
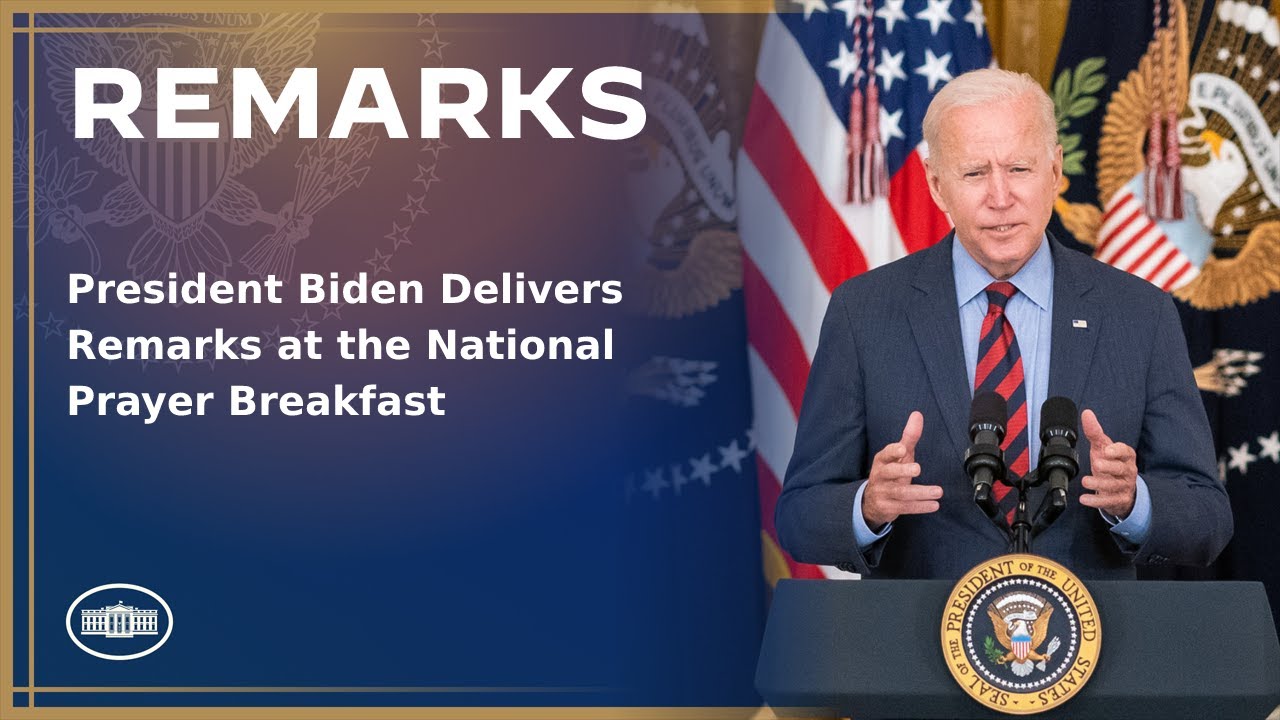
[1123,234,1173,276]
[747,347,799,485]
[889,147,952,254]
[1110,225,1162,271]
[738,155,829,358]
[744,257,812,416]
[1097,199,1144,260]
[1160,262,1196,291]
[1099,213,1155,265]
[1098,196,1141,247]
[742,84,869,290]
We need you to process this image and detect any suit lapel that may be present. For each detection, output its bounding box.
[1048,235,1100,404]
[906,234,971,459]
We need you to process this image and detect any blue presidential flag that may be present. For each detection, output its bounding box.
[1051,0,1280,623]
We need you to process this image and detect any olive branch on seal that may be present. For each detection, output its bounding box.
[983,636,1004,665]
[1052,56,1107,177]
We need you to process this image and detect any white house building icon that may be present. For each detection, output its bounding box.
[80,602,159,638]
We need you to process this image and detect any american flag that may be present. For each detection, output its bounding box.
[739,0,993,580]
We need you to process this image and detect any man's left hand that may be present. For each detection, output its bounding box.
[1079,409,1138,518]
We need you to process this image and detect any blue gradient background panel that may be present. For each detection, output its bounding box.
[8,11,765,711]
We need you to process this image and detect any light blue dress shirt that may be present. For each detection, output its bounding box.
[852,236,1151,548]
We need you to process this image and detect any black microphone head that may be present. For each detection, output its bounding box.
[970,391,1007,431]
[1040,396,1079,443]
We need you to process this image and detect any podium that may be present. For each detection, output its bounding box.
[756,579,1280,719]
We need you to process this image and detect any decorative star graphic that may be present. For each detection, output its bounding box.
[421,137,451,158]
[744,428,758,452]
[641,468,668,499]
[414,163,442,191]
[1227,441,1258,475]
[400,194,429,222]
[915,47,954,92]
[876,0,908,33]
[14,294,31,321]
[166,358,190,374]
[1258,432,1280,464]
[792,0,828,21]
[322,302,346,321]
[37,311,64,339]
[291,311,319,336]
[420,30,450,61]
[384,222,413,250]
[690,454,717,486]
[832,0,869,27]
[827,42,862,87]
[670,464,691,495]
[262,325,282,351]
[880,107,906,143]
[875,48,907,92]
[365,248,393,276]
[964,0,987,37]
[915,0,956,36]
[416,13,436,27]
[719,440,749,474]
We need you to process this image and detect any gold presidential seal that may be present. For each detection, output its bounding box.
[941,554,1101,715]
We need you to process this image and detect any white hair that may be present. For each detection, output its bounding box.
[922,68,1058,160]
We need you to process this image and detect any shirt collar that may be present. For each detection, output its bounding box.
[952,234,1053,311]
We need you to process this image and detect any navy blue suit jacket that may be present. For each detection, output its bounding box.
[776,234,1232,580]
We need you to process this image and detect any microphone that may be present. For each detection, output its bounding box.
[965,391,1006,519]
[1034,396,1080,530]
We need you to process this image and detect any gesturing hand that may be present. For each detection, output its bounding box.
[861,411,943,531]
[1079,409,1138,518]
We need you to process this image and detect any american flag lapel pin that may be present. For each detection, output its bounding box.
[1073,319,1088,329]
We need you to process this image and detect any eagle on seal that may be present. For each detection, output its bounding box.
[987,594,1056,678]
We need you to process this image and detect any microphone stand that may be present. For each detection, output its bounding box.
[1006,469,1037,554]
[999,467,1071,553]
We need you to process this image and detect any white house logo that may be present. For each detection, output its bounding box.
[66,584,173,660]
[80,602,158,638]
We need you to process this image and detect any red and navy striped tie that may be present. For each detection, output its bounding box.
[973,282,1028,525]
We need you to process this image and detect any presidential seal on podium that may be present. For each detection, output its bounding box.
[941,554,1102,715]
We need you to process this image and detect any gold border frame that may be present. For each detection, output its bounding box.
[0,2,771,718]
[1,4,15,718]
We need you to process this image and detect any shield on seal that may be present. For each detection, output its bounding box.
[1012,631,1032,661]
[124,105,231,223]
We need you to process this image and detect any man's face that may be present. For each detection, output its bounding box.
[924,94,1062,280]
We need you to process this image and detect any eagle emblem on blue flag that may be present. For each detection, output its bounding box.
[1053,0,1280,310]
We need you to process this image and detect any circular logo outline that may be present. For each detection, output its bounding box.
[65,583,174,661]
[941,554,1101,715]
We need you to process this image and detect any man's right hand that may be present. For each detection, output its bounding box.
[861,411,943,531]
